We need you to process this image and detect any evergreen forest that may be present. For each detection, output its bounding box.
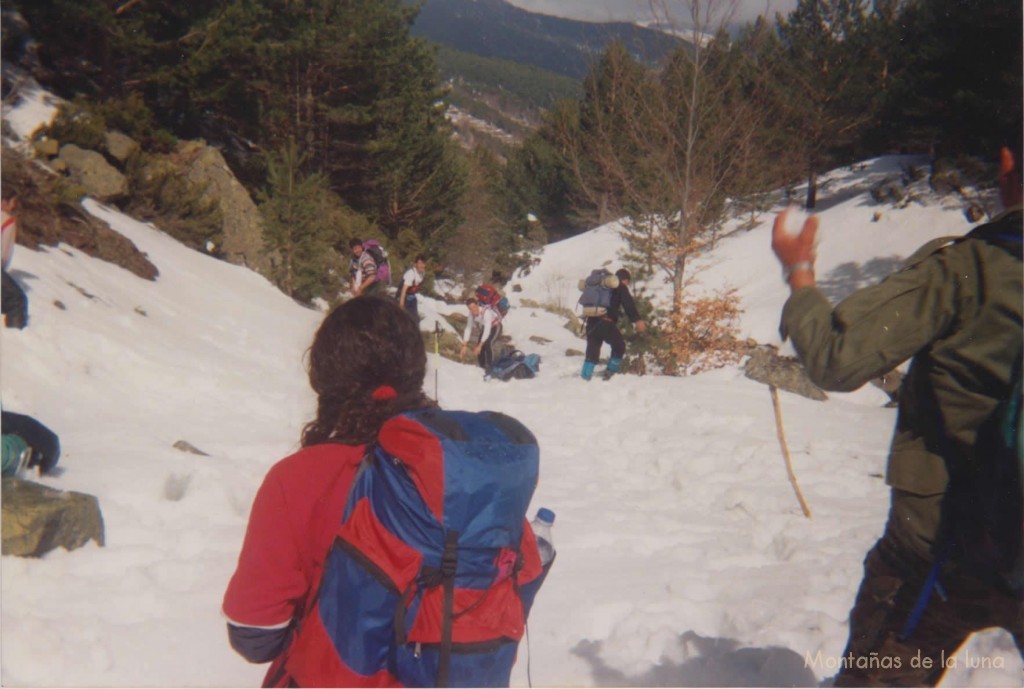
[4,0,1021,306]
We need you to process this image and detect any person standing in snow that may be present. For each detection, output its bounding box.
[222,297,438,684]
[398,255,427,320]
[460,296,502,371]
[1,192,27,329]
[581,268,646,381]
[222,296,548,687]
[771,142,1023,686]
[348,238,382,298]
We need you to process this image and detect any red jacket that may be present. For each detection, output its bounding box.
[223,443,365,682]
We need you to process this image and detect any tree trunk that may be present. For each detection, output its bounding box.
[672,252,686,314]
[805,165,818,210]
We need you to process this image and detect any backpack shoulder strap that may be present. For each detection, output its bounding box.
[964,209,1023,259]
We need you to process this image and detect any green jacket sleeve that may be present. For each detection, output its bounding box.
[779,249,961,392]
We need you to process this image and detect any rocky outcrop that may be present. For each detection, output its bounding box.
[176,141,274,277]
[2,144,159,280]
[1,477,105,557]
[104,130,140,164]
[743,344,828,401]
[58,143,128,201]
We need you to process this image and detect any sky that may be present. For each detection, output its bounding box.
[505,0,800,30]
[2,86,1022,688]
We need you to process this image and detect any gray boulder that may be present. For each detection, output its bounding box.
[104,130,140,165]
[743,345,828,401]
[2,477,105,557]
[58,143,128,201]
[33,137,59,158]
[177,140,274,278]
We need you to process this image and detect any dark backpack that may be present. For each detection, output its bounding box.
[899,224,1023,639]
[363,239,391,285]
[945,353,1023,595]
[944,224,1023,595]
[577,268,618,318]
[475,284,509,318]
[281,410,550,687]
[486,350,541,381]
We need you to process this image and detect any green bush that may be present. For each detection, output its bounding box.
[44,100,107,151]
[123,153,222,250]
[90,93,177,153]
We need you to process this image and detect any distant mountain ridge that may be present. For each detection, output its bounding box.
[412,0,685,80]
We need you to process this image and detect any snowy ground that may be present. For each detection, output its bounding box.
[2,90,1022,687]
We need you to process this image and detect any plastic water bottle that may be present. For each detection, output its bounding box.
[532,508,556,566]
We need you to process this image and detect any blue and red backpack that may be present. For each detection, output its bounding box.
[276,409,550,687]
[475,285,509,319]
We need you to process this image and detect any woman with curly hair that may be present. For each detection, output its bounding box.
[222,297,438,683]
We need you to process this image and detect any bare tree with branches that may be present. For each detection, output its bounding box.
[554,0,778,312]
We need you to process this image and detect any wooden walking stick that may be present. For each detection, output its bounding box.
[769,384,812,518]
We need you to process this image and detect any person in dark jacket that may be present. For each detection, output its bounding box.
[771,143,1023,687]
[1,410,60,476]
[581,268,646,380]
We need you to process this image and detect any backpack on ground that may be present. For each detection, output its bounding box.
[486,350,541,382]
[363,239,392,285]
[577,268,619,318]
[945,353,1023,596]
[475,284,509,318]
[281,410,550,688]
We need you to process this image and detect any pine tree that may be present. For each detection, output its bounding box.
[774,0,884,208]
[185,0,466,246]
[258,141,354,303]
[873,0,1022,160]
[499,107,582,242]
[551,4,780,311]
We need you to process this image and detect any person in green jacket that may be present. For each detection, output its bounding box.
[772,144,1023,687]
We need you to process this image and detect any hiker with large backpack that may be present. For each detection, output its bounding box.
[348,238,388,298]
[771,140,1023,687]
[578,268,646,381]
[460,294,504,371]
[223,297,552,687]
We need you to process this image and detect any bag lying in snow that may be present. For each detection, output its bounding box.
[486,350,541,381]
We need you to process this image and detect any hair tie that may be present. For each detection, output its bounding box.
[371,385,398,401]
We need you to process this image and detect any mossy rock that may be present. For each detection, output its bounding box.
[2,477,105,557]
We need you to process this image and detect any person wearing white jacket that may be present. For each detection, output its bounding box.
[459,297,502,370]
